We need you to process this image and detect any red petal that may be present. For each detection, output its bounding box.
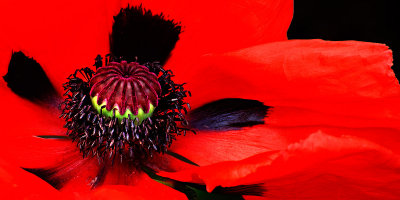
[162,132,400,199]
[171,39,397,109]
[0,84,71,168]
[74,173,187,200]
[0,0,111,94]
[0,158,66,200]
[0,0,293,94]
[267,101,400,129]
[169,125,287,165]
[1,158,186,200]
[0,84,64,138]
[164,0,293,82]
[134,0,293,56]
[169,40,400,166]
[171,124,400,166]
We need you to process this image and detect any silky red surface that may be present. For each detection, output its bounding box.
[165,39,400,197]
[1,157,187,200]
[0,81,72,168]
[172,40,397,109]
[170,39,400,165]
[166,40,400,199]
[72,173,187,200]
[163,132,400,199]
[0,158,64,200]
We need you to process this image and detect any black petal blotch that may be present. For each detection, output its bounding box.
[110,5,182,64]
[3,51,59,105]
[189,98,270,131]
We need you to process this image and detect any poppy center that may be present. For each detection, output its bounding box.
[89,61,161,122]
[60,57,193,163]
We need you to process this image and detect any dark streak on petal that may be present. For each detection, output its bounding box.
[166,151,199,166]
[22,159,111,191]
[21,157,100,191]
[22,167,67,190]
[90,165,108,189]
[36,135,70,140]
[3,51,60,106]
[212,183,266,197]
[189,98,270,131]
[145,167,265,199]
[110,4,181,64]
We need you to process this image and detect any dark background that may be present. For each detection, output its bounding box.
[287,0,399,81]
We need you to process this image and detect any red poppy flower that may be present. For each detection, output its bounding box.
[1,0,400,200]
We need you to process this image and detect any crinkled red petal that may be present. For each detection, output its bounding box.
[170,125,287,166]
[171,39,400,166]
[171,125,400,166]
[162,132,400,199]
[171,39,397,109]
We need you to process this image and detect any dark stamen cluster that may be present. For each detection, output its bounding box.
[60,57,193,164]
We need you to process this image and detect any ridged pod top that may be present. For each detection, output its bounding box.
[89,61,161,117]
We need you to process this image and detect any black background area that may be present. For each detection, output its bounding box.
[288,0,400,80]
